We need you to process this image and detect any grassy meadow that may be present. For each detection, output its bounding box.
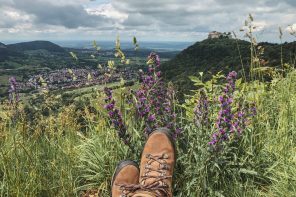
[1,19,296,197]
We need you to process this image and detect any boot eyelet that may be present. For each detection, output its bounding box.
[163,153,169,159]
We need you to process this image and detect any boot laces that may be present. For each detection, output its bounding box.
[117,153,171,197]
[117,183,139,197]
[140,153,171,196]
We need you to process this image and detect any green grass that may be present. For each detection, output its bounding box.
[1,69,295,196]
[175,71,296,196]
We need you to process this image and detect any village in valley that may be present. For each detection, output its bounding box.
[1,31,235,97]
[17,67,137,93]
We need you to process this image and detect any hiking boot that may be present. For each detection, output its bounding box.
[111,160,140,197]
[137,128,176,197]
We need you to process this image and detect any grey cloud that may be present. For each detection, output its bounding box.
[0,7,31,29]
[12,0,108,28]
[0,18,17,29]
[112,0,295,32]
[113,0,237,27]
[1,0,295,42]
[283,0,296,6]
[123,13,155,27]
[0,0,13,6]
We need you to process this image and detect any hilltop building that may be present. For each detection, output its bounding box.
[208,31,232,39]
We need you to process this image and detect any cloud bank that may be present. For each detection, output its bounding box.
[0,0,295,42]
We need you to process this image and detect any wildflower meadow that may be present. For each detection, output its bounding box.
[0,16,296,197]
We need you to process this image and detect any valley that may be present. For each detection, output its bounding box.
[0,40,178,98]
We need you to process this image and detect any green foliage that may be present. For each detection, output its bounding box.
[69,52,78,61]
[161,38,296,97]
[133,36,139,51]
[93,40,101,51]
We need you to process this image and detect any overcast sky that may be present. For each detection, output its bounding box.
[0,0,295,42]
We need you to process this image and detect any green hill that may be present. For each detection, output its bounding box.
[7,41,66,53]
[161,38,296,94]
[0,40,66,62]
[0,42,24,62]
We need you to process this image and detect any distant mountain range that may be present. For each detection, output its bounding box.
[161,38,296,94]
[0,41,66,62]
[49,40,194,51]
[8,41,65,53]
[0,40,184,63]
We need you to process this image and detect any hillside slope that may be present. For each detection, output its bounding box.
[161,38,296,93]
[8,41,66,53]
[0,42,24,62]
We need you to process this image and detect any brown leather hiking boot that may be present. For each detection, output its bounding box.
[111,160,140,197]
[137,128,176,197]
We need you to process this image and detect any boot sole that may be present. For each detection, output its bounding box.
[111,160,139,188]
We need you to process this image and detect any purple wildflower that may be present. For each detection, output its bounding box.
[194,90,209,128]
[209,71,237,146]
[132,52,180,138]
[8,77,19,104]
[104,87,130,145]
[249,102,257,117]
[148,52,160,68]
[224,71,237,94]
[209,71,256,147]
[232,101,257,137]
[148,114,156,122]
[173,128,182,139]
[164,82,181,138]
[231,103,246,135]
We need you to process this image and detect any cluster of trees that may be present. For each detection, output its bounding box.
[161,38,296,95]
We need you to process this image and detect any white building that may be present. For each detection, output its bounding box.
[208,31,232,39]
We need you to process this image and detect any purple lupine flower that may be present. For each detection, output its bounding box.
[232,101,256,136]
[209,133,218,145]
[148,114,156,122]
[156,71,161,78]
[8,77,19,104]
[148,67,154,73]
[224,71,237,94]
[231,103,245,135]
[164,82,181,138]
[133,53,162,135]
[132,53,180,138]
[148,52,160,68]
[104,87,130,145]
[173,128,182,140]
[249,102,257,117]
[209,71,256,148]
[194,90,209,128]
[209,71,237,146]
[125,89,134,104]
[135,89,150,118]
